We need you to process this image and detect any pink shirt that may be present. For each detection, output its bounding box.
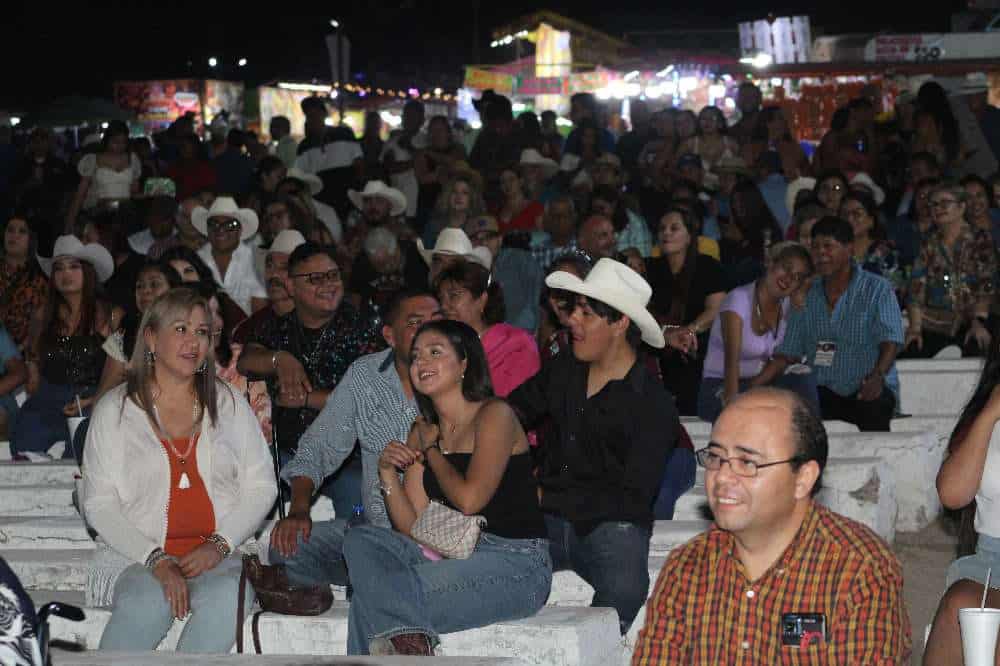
[481,323,541,397]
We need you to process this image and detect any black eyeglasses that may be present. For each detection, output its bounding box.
[695,446,803,478]
[290,269,342,285]
[208,218,241,234]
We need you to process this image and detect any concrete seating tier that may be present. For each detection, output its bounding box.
[50,651,530,666]
[677,457,896,543]
[44,602,622,666]
[896,358,980,415]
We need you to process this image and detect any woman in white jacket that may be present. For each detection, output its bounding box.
[81,287,276,653]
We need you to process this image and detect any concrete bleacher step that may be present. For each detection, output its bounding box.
[896,358,980,415]
[0,459,79,485]
[0,515,94,549]
[548,557,666,607]
[4,549,91,591]
[0,439,9,461]
[51,651,529,666]
[678,456,896,543]
[648,520,708,554]
[1,482,78,516]
[45,601,622,665]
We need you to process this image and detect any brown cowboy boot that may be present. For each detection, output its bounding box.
[370,632,435,656]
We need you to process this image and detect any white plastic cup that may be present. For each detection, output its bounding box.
[67,417,85,447]
[959,608,1000,666]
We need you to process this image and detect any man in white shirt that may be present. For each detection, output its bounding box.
[270,115,298,169]
[192,197,268,316]
[380,100,426,220]
[128,196,178,257]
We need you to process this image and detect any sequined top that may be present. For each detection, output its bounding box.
[247,301,382,452]
[39,334,107,388]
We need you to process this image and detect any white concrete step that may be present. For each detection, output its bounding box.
[0,439,9,460]
[4,549,91,591]
[0,515,94,549]
[0,460,79,485]
[1,482,78,516]
[678,456,896,543]
[897,366,978,415]
[51,651,529,666]
[896,359,983,373]
[649,520,708,554]
[548,557,666,607]
[46,601,622,665]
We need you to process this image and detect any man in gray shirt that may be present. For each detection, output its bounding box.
[268,288,442,586]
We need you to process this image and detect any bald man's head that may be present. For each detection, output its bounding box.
[578,215,617,259]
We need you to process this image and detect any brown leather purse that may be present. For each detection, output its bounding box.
[236,554,333,654]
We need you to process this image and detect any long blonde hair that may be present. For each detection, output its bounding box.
[126,287,226,426]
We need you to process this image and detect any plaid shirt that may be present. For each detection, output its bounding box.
[632,502,911,665]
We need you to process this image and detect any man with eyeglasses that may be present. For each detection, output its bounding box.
[239,243,381,518]
[752,216,904,431]
[634,388,910,663]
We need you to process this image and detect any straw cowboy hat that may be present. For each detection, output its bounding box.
[519,148,559,180]
[286,168,324,196]
[268,229,306,256]
[416,228,493,270]
[347,180,407,217]
[545,257,664,348]
[191,197,259,241]
[39,235,115,283]
[849,172,886,207]
[785,177,817,215]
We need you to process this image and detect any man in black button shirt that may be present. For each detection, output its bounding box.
[508,258,680,634]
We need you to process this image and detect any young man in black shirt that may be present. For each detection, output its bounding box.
[508,258,680,634]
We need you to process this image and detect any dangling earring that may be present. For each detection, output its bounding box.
[145,350,156,366]
[196,361,208,374]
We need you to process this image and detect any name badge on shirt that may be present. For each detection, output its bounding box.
[814,341,836,367]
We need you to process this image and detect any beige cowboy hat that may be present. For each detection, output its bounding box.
[39,235,115,283]
[347,180,407,217]
[785,177,817,215]
[849,172,886,207]
[545,257,664,348]
[519,148,559,180]
[416,228,493,270]
[286,168,324,196]
[191,196,259,241]
[268,229,307,256]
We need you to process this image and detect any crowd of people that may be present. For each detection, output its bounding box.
[0,73,999,662]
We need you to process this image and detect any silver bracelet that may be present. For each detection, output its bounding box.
[205,533,232,557]
[145,548,174,569]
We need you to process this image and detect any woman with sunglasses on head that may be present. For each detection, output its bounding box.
[698,242,818,422]
[905,184,997,358]
[342,319,551,656]
[80,287,276,653]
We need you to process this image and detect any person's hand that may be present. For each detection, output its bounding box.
[61,396,94,417]
[275,352,312,406]
[271,511,312,558]
[152,558,189,619]
[665,327,698,355]
[966,320,992,352]
[857,373,883,402]
[177,542,223,579]
[379,440,423,472]
[904,328,922,352]
[409,417,441,453]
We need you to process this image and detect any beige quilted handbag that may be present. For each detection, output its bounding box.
[410,500,487,559]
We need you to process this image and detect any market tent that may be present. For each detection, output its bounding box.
[24,96,134,128]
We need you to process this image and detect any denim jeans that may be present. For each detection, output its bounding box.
[654,447,696,519]
[342,525,552,655]
[544,514,651,634]
[99,557,252,653]
[268,518,350,587]
[278,448,362,519]
[697,372,820,423]
[11,380,89,458]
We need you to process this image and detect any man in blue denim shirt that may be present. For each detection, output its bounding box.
[267,289,442,587]
[754,217,904,431]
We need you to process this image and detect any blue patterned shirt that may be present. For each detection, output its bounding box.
[776,264,904,399]
[281,348,418,528]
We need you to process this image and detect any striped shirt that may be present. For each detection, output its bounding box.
[776,264,904,399]
[633,502,911,664]
[280,348,418,528]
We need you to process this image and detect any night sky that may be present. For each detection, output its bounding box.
[1,2,964,109]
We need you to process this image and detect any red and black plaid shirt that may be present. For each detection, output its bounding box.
[633,502,911,664]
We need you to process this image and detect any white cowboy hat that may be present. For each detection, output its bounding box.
[849,172,885,207]
[39,235,115,283]
[268,229,306,256]
[416,228,493,270]
[191,196,259,241]
[347,180,407,217]
[785,177,817,215]
[286,168,324,196]
[956,72,989,96]
[519,148,558,180]
[546,258,665,348]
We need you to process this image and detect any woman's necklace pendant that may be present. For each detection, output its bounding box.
[178,472,191,490]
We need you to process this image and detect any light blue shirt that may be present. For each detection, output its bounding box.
[758,173,791,234]
[777,264,904,400]
[494,248,544,333]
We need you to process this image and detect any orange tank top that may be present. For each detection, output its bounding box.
[161,434,216,557]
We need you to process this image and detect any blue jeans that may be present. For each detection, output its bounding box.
[544,514,651,634]
[99,557,252,653]
[11,380,90,458]
[342,525,552,655]
[654,447,696,519]
[278,448,362,519]
[268,518,350,587]
[696,371,820,423]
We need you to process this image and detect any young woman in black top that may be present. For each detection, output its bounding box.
[342,319,551,656]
